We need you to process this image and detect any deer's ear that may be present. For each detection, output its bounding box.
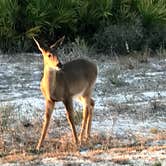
[50,36,65,50]
[33,37,45,53]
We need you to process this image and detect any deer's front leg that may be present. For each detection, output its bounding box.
[63,98,78,145]
[36,100,54,150]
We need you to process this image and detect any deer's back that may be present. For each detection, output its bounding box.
[57,59,97,97]
[63,59,97,81]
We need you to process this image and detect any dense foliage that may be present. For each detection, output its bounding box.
[0,0,166,53]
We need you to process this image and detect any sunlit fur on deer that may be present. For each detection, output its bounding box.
[33,37,97,150]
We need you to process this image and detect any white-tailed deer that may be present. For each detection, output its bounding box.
[33,37,97,150]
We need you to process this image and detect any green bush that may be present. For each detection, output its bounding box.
[0,0,19,52]
[136,0,166,27]
[0,0,35,52]
[26,0,77,37]
[93,20,143,54]
[111,0,138,23]
[0,0,165,53]
[144,25,166,50]
[76,0,113,39]
[135,0,166,49]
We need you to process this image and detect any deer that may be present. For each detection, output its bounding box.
[33,36,97,150]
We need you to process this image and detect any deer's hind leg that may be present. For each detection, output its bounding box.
[85,98,94,139]
[79,95,92,143]
[63,98,78,145]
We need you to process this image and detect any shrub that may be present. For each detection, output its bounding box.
[0,0,19,52]
[135,0,166,49]
[143,25,166,50]
[26,0,77,38]
[0,103,15,138]
[93,20,143,54]
[136,0,166,27]
[76,0,113,39]
[0,0,165,53]
[111,0,138,23]
[0,0,78,53]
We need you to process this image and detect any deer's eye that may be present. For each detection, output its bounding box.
[48,54,51,58]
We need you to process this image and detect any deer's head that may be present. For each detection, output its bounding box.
[33,36,65,70]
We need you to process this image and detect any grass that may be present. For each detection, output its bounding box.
[153,162,162,166]
[103,64,127,88]
[150,128,158,134]
[1,130,165,164]
[0,51,166,165]
[0,103,41,154]
[109,67,125,86]
[0,104,14,132]
[0,106,165,165]
[156,47,166,58]
[74,110,83,126]
[58,37,91,63]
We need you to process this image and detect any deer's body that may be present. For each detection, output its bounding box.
[41,59,97,102]
[33,37,97,150]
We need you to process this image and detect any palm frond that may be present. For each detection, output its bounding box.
[137,0,166,26]
[25,26,41,38]
[0,0,19,37]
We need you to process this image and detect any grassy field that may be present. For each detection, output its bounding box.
[0,50,166,165]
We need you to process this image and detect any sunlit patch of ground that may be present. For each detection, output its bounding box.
[0,132,166,165]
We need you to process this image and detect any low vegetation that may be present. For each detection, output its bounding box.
[0,51,166,165]
[0,0,165,53]
[0,102,165,165]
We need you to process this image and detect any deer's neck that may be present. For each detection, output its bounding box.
[43,66,57,86]
[43,66,57,75]
[42,66,57,101]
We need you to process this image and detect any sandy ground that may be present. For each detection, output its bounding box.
[0,53,166,165]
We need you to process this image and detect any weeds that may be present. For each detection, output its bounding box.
[0,104,14,132]
[109,67,124,86]
[104,65,126,87]
[93,21,143,54]
[59,37,91,63]
[0,103,42,154]
[74,110,82,126]
[0,52,166,165]
[150,128,158,134]
[156,47,166,58]
[153,161,162,166]
[139,47,151,63]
